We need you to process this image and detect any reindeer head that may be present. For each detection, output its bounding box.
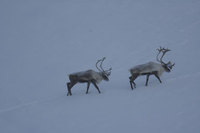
[156,47,175,72]
[96,57,112,81]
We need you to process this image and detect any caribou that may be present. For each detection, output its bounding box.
[67,57,112,96]
[129,47,175,89]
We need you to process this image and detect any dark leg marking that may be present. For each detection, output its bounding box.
[129,74,139,89]
[154,73,162,83]
[145,74,150,86]
[67,82,71,96]
[91,80,101,94]
[67,82,77,96]
[129,76,134,90]
[86,82,90,94]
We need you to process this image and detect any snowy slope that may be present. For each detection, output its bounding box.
[0,0,200,133]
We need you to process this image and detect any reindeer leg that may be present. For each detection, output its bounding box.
[91,80,101,94]
[86,82,90,94]
[130,81,136,89]
[133,81,136,88]
[129,74,138,89]
[145,74,150,86]
[67,82,76,96]
[129,81,134,90]
[67,82,71,96]
[129,76,133,90]
[154,72,162,83]
[129,76,136,90]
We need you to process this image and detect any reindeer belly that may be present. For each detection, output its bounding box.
[130,62,162,75]
[69,71,91,82]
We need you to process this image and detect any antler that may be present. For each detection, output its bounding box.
[96,57,112,75]
[105,67,112,76]
[168,61,175,69]
[157,47,171,64]
[96,58,104,72]
[100,57,106,72]
[160,48,170,63]
[156,47,162,62]
[100,57,112,73]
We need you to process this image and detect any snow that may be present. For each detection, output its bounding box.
[0,0,200,133]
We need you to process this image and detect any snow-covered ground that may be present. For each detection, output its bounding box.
[0,0,200,133]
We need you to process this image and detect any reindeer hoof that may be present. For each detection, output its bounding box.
[67,93,72,96]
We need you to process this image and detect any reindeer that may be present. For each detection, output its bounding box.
[129,47,175,89]
[67,57,112,96]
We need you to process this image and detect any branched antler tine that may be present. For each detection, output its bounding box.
[162,47,171,52]
[106,67,112,73]
[160,52,166,63]
[100,57,106,72]
[160,47,171,63]
[156,47,162,62]
[96,58,103,72]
